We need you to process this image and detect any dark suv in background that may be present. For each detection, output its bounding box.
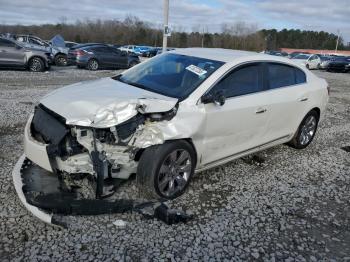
[68,45,140,70]
[0,37,51,72]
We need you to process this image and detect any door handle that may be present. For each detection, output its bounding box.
[299,97,308,102]
[255,108,267,114]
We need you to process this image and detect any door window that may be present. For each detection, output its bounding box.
[210,63,263,98]
[91,47,110,54]
[267,63,306,89]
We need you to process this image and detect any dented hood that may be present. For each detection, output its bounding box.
[40,77,178,128]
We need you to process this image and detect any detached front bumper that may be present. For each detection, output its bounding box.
[12,155,58,226]
[12,155,135,227]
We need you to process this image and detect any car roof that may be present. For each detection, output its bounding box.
[71,43,108,49]
[172,48,268,63]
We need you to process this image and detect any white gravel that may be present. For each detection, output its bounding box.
[0,67,349,261]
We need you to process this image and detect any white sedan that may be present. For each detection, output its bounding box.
[291,53,322,69]
[13,48,328,224]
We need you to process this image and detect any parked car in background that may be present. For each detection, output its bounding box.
[119,45,142,55]
[143,47,162,57]
[67,43,109,64]
[13,34,69,66]
[0,37,51,72]
[326,56,350,73]
[64,41,78,48]
[68,45,140,70]
[264,50,288,57]
[119,45,152,56]
[156,47,175,55]
[291,54,321,69]
[318,56,332,69]
[288,51,310,59]
[68,43,108,51]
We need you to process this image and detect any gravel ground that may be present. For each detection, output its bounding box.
[0,67,349,261]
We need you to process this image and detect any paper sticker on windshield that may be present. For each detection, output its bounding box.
[186,65,207,76]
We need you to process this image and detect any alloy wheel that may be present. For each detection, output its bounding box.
[29,58,42,72]
[299,115,317,145]
[157,149,192,197]
[88,60,99,70]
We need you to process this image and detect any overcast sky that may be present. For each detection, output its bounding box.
[0,0,349,42]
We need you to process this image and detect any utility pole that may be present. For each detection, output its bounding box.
[335,30,340,53]
[162,0,169,53]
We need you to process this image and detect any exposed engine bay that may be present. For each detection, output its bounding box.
[30,103,178,199]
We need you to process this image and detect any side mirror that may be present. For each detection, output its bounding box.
[201,90,226,106]
[121,51,127,56]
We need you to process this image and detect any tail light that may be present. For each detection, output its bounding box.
[72,50,87,56]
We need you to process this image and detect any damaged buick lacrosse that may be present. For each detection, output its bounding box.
[13,48,328,225]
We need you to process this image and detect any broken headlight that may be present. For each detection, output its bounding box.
[95,114,145,145]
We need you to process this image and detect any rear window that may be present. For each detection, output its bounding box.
[267,63,306,89]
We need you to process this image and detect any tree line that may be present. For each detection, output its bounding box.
[0,16,347,51]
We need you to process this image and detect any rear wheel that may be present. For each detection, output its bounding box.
[137,140,196,200]
[54,54,67,66]
[288,110,319,149]
[28,57,45,72]
[87,59,99,70]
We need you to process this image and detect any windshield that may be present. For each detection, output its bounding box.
[116,53,224,99]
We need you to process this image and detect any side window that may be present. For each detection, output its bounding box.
[92,47,109,53]
[0,39,15,47]
[295,68,306,84]
[267,63,296,89]
[211,63,262,98]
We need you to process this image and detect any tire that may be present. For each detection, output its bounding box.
[137,140,196,200]
[288,110,319,149]
[87,59,99,70]
[54,54,67,66]
[306,64,310,69]
[28,57,45,72]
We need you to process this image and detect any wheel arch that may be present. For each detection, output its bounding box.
[54,52,67,58]
[27,55,45,65]
[134,138,198,166]
[310,107,321,120]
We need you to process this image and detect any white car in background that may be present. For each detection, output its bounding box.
[13,48,329,225]
[291,53,321,69]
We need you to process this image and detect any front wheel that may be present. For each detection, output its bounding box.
[137,140,196,200]
[54,54,67,66]
[288,110,319,149]
[28,57,45,72]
